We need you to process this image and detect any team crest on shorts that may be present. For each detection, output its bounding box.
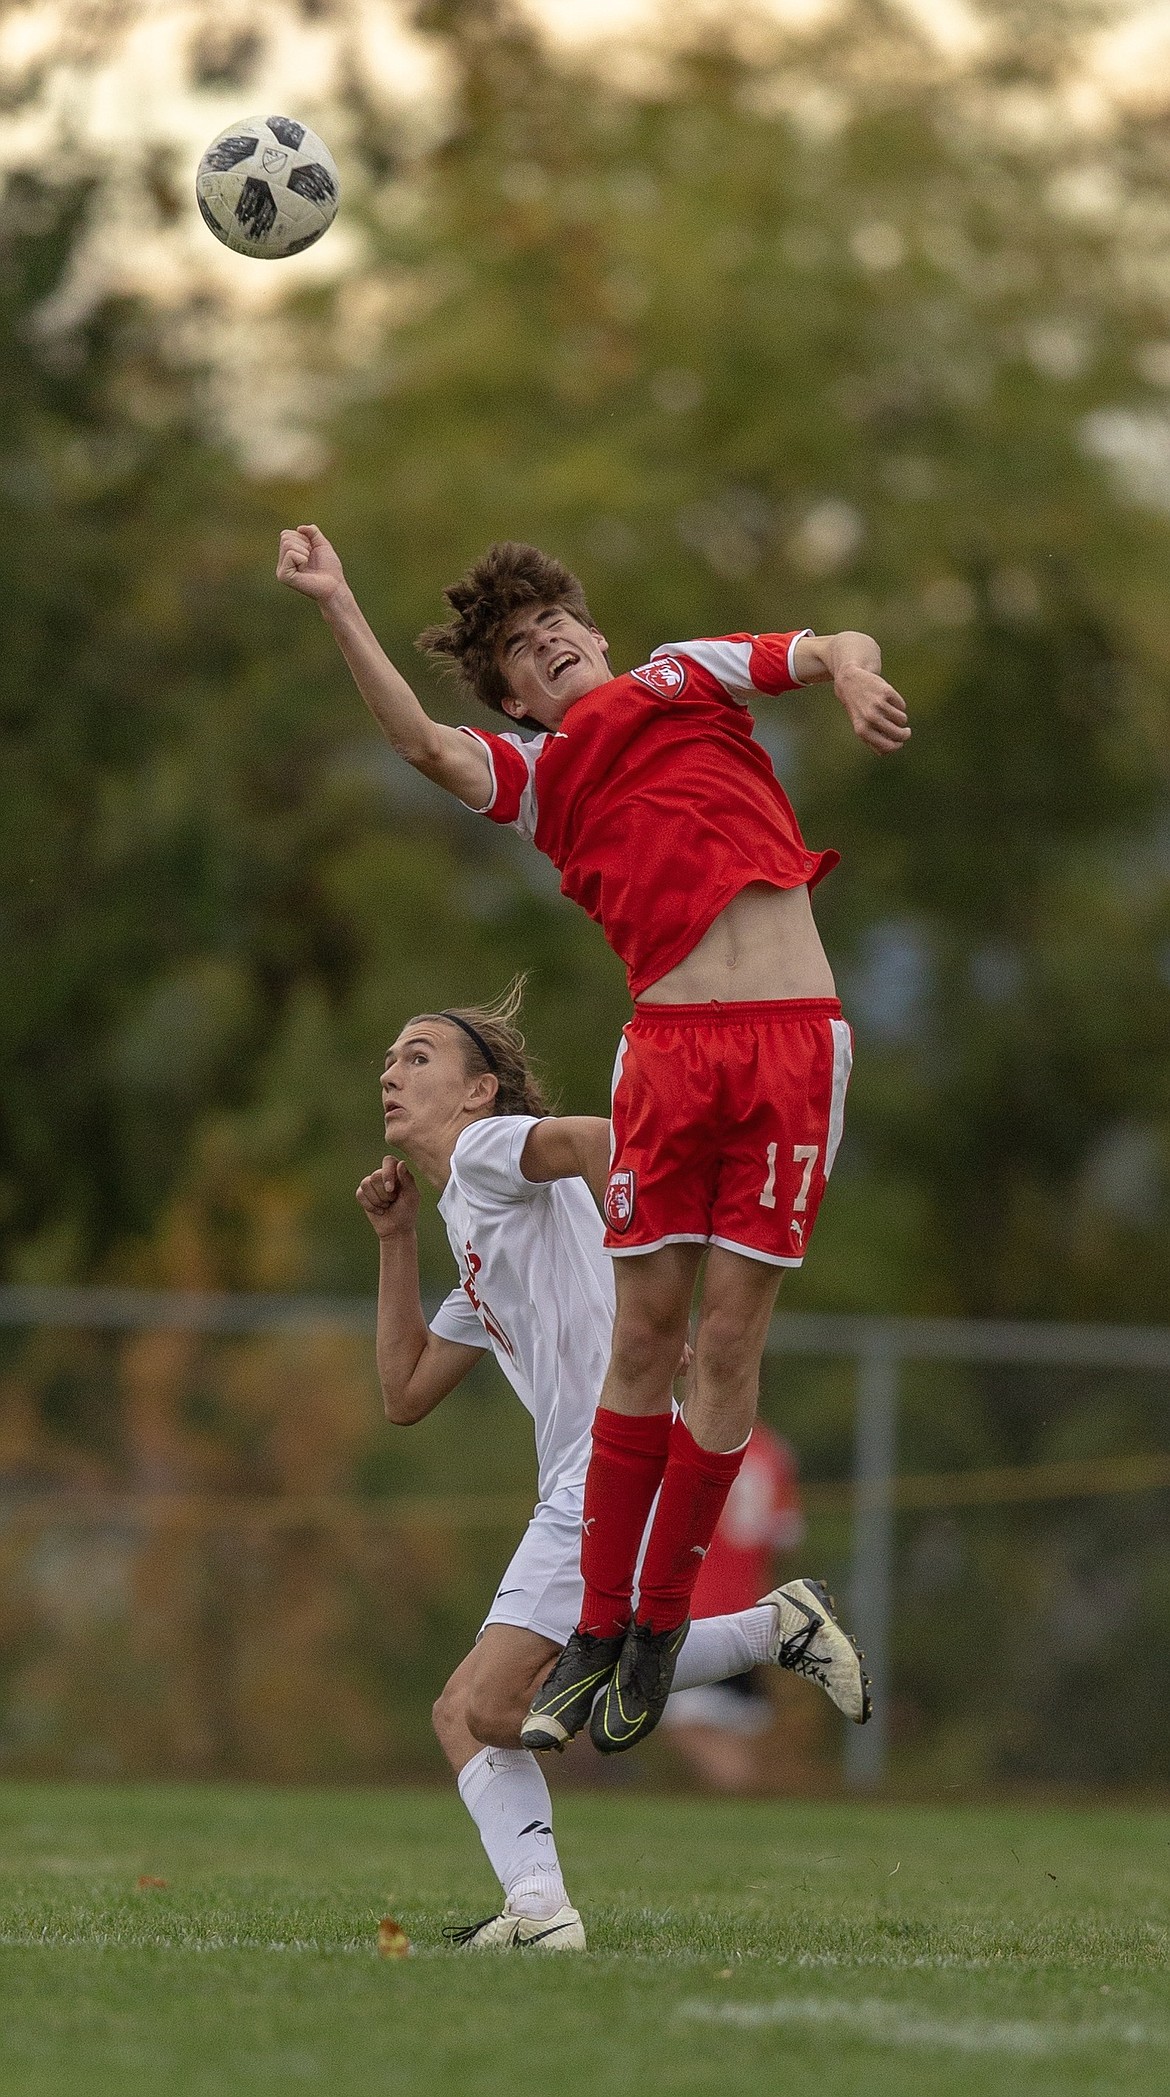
[604,1168,637,1234]
[630,656,685,697]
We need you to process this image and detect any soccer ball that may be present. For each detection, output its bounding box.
[195,115,339,259]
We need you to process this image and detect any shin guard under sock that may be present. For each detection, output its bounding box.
[636,1414,748,1633]
[672,1606,774,1690]
[577,1407,672,1639]
[457,1747,568,1920]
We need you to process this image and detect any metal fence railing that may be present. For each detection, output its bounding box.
[761,1315,1170,1787]
[3,1289,1169,1789]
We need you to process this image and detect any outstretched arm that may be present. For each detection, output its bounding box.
[791,630,910,755]
[277,524,493,807]
[356,1156,486,1423]
[520,1116,611,1208]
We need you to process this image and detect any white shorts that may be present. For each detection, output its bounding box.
[478,1497,585,1649]
[662,1677,774,1736]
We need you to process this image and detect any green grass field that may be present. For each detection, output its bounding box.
[1,1783,1167,2096]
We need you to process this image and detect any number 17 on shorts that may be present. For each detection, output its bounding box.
[605,1001,853,1266]
[708,1005,853,1267]
[759,1141,820,1250]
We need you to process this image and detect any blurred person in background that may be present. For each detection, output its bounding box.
[662,1420,807,1794]
[357,982,869,1951]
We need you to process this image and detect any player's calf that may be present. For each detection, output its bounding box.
[464,1679,530,1748]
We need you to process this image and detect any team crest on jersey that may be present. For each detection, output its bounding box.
[630,656,685,697]
[604,1168,637,1234]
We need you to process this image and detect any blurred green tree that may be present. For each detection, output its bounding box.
[1,0,1167,1324]
[0,0,1168,1788]
[321,0,1170,1321]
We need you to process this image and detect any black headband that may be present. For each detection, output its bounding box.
[438,1011,499,1073]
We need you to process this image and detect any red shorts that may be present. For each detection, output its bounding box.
[603,999,852,1266]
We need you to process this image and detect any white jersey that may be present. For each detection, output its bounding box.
[429,1115,614,1510]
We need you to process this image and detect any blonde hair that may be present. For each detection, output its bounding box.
[421,977,550,1118]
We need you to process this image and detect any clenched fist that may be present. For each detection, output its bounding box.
[276,523,347,606]
[834,663,911,755]
[356,1157,420,1237]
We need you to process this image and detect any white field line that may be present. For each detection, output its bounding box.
[678,1996,1168,2055]
[786,1951,997,1970]
[778,1951,1124,1972]
[611,1930,1158,1975]
[0,1929,372,1955]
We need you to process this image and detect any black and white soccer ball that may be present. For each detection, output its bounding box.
[195,115,339,259]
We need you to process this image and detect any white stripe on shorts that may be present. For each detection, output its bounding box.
[824,1018,853,1179]
[608,1031,629,1167]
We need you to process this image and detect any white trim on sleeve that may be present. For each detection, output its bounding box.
[786,628,814,686]
[456,726,498,813]
[514,732,546,843]
[454,727,546,838]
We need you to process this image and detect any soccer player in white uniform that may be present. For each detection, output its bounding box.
[357,984,868,1951]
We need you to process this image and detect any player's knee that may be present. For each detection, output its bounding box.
[431,1673,466,1746]
[695,1358,758,1427]
[465,1683,524,1748]
[694,1308,759,1391]
[610,1299,687,1383]
[696,1279,776,1384]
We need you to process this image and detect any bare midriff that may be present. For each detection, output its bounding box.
[639,881,837,1005]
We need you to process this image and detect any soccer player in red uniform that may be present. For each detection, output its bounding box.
[276,526,906,1751]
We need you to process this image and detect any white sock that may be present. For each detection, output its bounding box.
[672,1605,773,1690]
[456,1747,570,1920]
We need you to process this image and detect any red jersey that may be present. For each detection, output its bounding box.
[690,1422,805,1619]
[459,632,839,999]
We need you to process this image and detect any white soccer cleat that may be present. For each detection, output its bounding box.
[760,1578,872,1724]
[444,1902,587,1951]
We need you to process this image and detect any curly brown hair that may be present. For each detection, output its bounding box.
[416,542,596,715]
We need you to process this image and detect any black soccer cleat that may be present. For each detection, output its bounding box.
[589,1616,690,1755]
[520,1628,626,1752]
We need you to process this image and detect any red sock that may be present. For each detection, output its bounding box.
[636,1414,747,1633]
[577,1408,673,1639]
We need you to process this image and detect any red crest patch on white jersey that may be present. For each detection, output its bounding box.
[604,1168,637,1234]
[630,656,685,698]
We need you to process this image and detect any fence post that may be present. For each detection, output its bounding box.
[843,1341,899,1791]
